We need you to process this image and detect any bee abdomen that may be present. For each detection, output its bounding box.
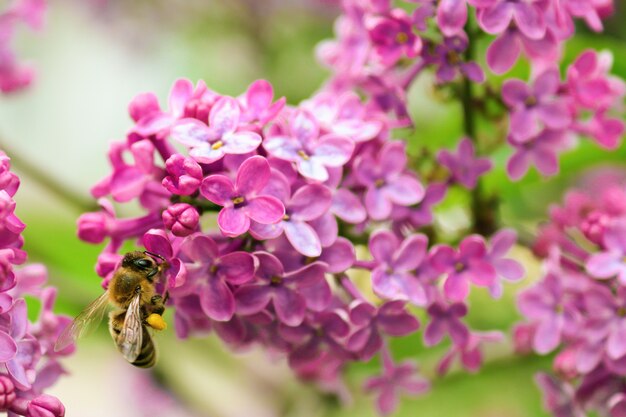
[132,327,156,368]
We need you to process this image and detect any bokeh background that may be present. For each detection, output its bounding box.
[1,1,625,415]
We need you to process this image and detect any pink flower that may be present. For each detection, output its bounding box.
[486,26,558,75]
[363,348,429,416]
[424,300,469,347]
[171,97,262,164]
[431,235,498,301]
[369,231,429,305]
[354,141,424,220]
[234,252,330,327]
[437,138,492,189]
[502,68,572,143]
[264,110,354,182]
[348,300,420,361]
[238,79,286,125]
[250,181,332,257]
[366,9,422,67]
[200,156,285,237]
[474,0,548,40]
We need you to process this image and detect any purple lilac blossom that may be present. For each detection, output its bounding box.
[516,176,626,417]
[437,138,492,189]
[0,151,69,416]
[71,0,626,414]
[0,0,45,94]
[76,67,529,413]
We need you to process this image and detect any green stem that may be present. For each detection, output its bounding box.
[0,138,98,213]
[462,24,498,236]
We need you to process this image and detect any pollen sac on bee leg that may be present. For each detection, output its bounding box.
[146,313,167,331]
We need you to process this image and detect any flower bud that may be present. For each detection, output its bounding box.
[128,92,160,122]
[27,395,65,417]
[162,155,203,196]
[76,212,108,244]
[162,204,199,237]
[0,375,16,411]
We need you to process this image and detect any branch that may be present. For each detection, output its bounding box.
[0,137,98,213]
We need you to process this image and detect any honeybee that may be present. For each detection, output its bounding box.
[55,251,169,368]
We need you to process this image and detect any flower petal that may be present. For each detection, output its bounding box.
[200,278,235,321]
[223,131,262,154]
[245,196,285,224]
[218,252,256,285]
[235,285,272,315]
[200,175,235,205]
[209,96,241,136]
[487,31,521,75]
[273,287,306,327]
[289,184,332,221]
[170,118,212,147]
[312,135,354,167]
[217,207,250,237]
[236,156,271,196]
[284,221,322,257]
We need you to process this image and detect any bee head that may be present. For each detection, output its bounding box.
[122,251,155,272]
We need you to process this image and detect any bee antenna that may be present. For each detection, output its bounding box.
[144,251,166,262]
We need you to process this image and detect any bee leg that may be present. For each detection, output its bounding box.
[148,295,165,316]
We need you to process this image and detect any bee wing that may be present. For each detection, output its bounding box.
[117,291,143,363]
[54,291,110,352]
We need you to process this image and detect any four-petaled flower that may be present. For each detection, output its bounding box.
[171,96,262,164]
[437,138,492,189]
[354,141,424,220]
[263,109,354,182]
[431,235,497,301]
[363,348,430,416]
[369,231,428,305]
[200,156,285,237]
[234,252,330,327]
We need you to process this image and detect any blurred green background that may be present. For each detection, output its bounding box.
[0,1,625,415]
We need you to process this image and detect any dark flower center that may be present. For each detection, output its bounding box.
[454,262,465,272]
[618,307,626,317]
[396,32,409,44]
[446,50,461,65]
[374,178,386,188]
[232,196,246,208]
[270,275,282,286]
[524,96,537,107]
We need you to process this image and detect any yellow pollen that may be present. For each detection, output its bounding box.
[212,140,224,150]
[374,178,385,188]
[146,313,167,331]
[232,196,245,205]
[524,96,537,107]
[283,214,290,221]
[297,150,310,160]
[396,32,409,44]
[446,51,461,65]
[270,276,282,285]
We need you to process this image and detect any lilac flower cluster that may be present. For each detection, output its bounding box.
[0,0,46,94]
[77,76,523,414]
[515,172,626,417]
[317,0,623,182]
[0,151,69,417]
[74,0,626,415]
[503,51,625,180]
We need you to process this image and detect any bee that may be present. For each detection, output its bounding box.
[55,251,169,368]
